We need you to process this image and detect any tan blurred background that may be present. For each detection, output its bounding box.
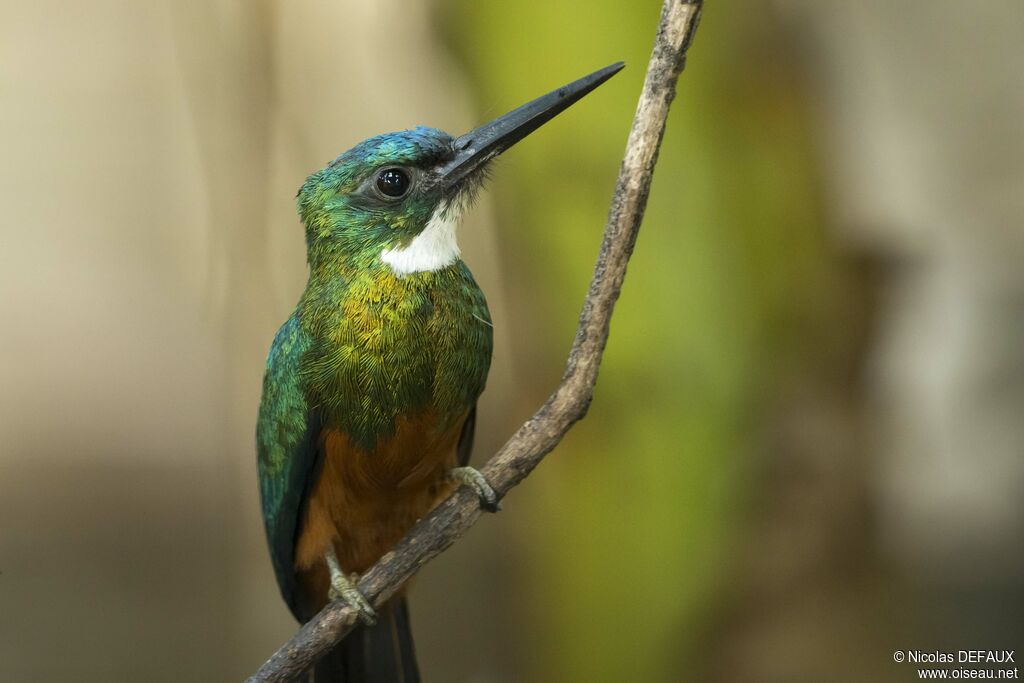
[2,1,1022,681]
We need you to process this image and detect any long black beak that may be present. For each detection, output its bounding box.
[437,62,624,190]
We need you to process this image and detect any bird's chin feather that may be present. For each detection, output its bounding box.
[379,165,490,277]
[380,198,461,276]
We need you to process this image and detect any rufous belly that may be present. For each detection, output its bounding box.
[293,409,467,614]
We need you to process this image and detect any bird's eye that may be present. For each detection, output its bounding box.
[375,167,411,198]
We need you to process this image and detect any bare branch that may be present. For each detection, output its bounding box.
[246,2,703,680]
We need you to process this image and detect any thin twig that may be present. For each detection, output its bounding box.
[246,2,702,680]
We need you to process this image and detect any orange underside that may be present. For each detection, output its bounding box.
[293,409,467,615]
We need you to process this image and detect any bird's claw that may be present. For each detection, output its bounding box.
[449,466,501,512]
[328,572,377,625]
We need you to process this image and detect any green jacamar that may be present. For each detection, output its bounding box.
[256,62,623,682]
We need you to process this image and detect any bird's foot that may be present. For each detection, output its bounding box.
[325,551,376,625]
[327,572,376,625]
[449,466,501,512]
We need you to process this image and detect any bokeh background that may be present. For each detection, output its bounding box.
[2,1,1022,681]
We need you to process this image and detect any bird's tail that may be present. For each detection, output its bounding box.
[313,597,420,683]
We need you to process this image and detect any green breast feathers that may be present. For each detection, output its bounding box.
[296,260,491,452]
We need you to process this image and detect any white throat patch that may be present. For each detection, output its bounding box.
[380,200,461,276]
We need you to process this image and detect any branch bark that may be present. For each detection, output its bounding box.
[246,2,702,680]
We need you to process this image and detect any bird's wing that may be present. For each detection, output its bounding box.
[456,403,477,468]
[256,314,320,621]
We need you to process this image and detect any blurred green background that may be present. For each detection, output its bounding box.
[2,2,1022,681]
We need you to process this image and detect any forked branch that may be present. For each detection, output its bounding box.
[247,2,702,680]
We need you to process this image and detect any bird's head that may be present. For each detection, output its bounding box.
[296,62,623,277]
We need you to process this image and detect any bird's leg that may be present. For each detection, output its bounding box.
[449,466,501,513]
[325,546,377,625]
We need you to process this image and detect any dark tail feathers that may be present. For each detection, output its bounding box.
[313,597,420,683]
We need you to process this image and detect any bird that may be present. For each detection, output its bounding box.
[256,61,623,682]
